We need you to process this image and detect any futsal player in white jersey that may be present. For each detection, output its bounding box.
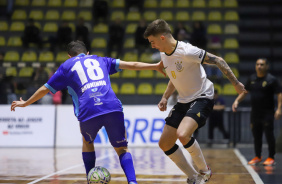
[144,19,246,184]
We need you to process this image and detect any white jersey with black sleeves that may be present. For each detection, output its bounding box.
[161,41,214,103]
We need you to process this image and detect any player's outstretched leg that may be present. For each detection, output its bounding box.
[164,144,199,179]
[82,137,96,178]
[82,151,96,175]
[159,125,200,182]
[184,137,211,182]
[116,147,137,184]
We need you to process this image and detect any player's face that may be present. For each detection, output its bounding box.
[255,59,268,74]
[147,35,165,52]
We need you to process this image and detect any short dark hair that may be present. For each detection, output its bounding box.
[258,58,269,65]
[143,19,172,39]
[67,40,87,57]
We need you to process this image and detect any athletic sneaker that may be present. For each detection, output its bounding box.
[199,166,212,182]
[187,175,205,184]
[263,157,276,166]
[248,156,262,165]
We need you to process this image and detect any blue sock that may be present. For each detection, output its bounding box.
[119,152,137,183]
[82,151,96,176]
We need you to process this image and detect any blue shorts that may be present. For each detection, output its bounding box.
[80,111,128,148]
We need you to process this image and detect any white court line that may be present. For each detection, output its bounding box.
[32,177,187,182]
[234,148,264,184]
[27,152,116,184]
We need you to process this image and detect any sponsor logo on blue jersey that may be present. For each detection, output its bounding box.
[81,80,106,93]
[91,88,98,92]
[94,97,103,106]
[89,92,102,98]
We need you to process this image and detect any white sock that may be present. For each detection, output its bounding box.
[185,139,208,172]
[168,147,199,178]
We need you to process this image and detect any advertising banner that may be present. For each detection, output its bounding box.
[56,105,82,147]
[0,105,55,147]
[56,105,173,147]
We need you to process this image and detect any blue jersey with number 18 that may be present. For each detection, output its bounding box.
[44,53,123,122]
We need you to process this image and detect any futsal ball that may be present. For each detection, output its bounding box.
[88,166,111,184]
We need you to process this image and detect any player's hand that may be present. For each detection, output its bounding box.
[274,109,282,120]
[232,100,238,112]
[156,61,166,77]
[11,97,26,111]
[234,82,247,94]
[158,97,168,111]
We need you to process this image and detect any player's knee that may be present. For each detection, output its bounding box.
[177,131,191,144]
[158,139,171,151]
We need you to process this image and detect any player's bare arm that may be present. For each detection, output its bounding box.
[203,52,246,94]
[158,80,176,111]
[119,60,166,76]
[232,92,248,112]
[11,85,50,111]
[275,93,282,120]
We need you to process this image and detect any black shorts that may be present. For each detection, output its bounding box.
[165,98,214,129]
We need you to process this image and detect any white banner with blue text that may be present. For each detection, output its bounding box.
[0,105,55,147]
[56,105,174,147]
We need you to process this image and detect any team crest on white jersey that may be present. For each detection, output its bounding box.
[262,81,267,87]
[175,61,184,72]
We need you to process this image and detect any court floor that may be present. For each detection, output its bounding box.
[0,147,261,184]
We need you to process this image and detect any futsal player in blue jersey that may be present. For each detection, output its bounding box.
[11,40,165,184]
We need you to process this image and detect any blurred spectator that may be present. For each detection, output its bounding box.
[6,76,17,104]
[33,67,49,89]
[190,21,207,50]
[76,17,90,51]
[50,20,73,52]
[0,52,4,62]
[204,49,223,83]
[40,93,53,104]
[0,74,8,104]
[107,18,125,59]
[27,67,50,103]
[173,22,190,42]
[0,0,14,18]
[52,91,62,104]
[48,67,63,104]
[6,0,14,18]
[92,0,108,24]
[208,36,222,50]
[22,18,42,49]
[57,21,73,50]
[208,89,229,145]
[0,75,17,104]
[205,65,223,83]
[135,18,149,53]
[125,0,144,13]
[0,64,4,87]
